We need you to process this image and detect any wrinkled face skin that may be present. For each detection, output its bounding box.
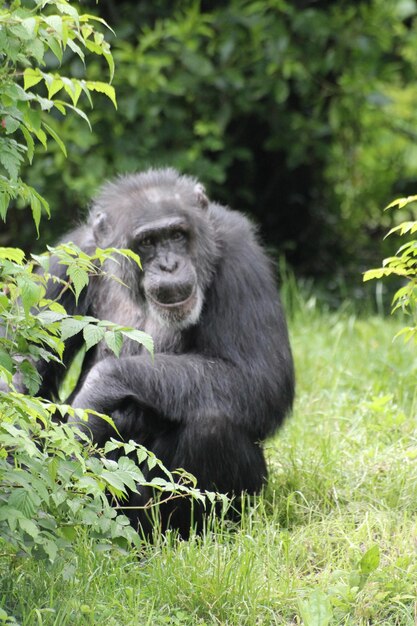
[133,216,203,328]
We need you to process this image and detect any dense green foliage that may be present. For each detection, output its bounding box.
[2,297,417,625]
[3,0,417,284]
[364,195,417,340]
[0,0,115,229]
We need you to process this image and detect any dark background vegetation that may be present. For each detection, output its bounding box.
[4,0,417,297]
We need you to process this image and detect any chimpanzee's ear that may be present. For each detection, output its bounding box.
[193,183,209,210]
[92,211,109,244]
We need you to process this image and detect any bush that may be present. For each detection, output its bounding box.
[0,1,211,578]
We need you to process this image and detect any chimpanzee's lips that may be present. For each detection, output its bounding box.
[147,288,196,310]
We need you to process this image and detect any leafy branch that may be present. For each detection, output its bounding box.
[0,0,116,230]
[364,196,417,342]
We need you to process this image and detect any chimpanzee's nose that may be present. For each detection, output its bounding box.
[159,256,178,273]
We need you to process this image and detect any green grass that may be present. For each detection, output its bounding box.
[2,296,417,625]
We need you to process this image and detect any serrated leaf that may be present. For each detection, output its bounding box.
[0,349,13,374]
[17,275,43,316]
[56,2,80,19]
[48,456,59,482]
[63,103,91,130]
[83,324,105,351]
[60,317,88,340]
[23,68,43,91]
[66,37,85,61]
[85,81,117,108]
[121,329,153,355]
[21,125,35,163]
[62,77,82,106]
[104,330,123,357]
[29,191,41,235]
[19,359,42,395]
[101,470,127,492]
[386,221,417,237]
[385,195,417,210]
[116,247,142,268]
[44,33,63,63]
[9,488,40,517]
[18,517,40,539]
[0,247,25,263]
[21,17,37,38]
[36,310,66,324]
[27,38,45,64]
[103,51,115,83]
[0,144,23,180]
[67,263,89,301]
[4,115,20,134]
[43,539,58,563]
[46,76,64,99]
[43,15,63,38]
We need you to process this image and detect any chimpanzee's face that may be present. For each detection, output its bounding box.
[132,215,202,327]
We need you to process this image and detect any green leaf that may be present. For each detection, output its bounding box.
[0,247,25,263]
[43,539,58,563]
[298,590,333,626]
[0,192,10,220]
[67,263,89,301]
[29,191,41,235]
[83,324,106,351]
[101,470,127,492]
[116,248,142,268]
[19,359,42,395]
[62,102,92,130]
[56,2,80,19]
[104,330,123,357]
[0,349,14,374]
[121,329,154,355]
[3,115,20,134]
[17,275,43,316]
[21,17,37,39]
[43,33,63,63]
[60,317,88,341]
[385,195,417,210]
[386,221,417,238]
[18,517,40,539]
[103,51,115,83]
[46,76,64,99]
[42,122,67,156]
[8,488,40,517]
[21,125,35,163]
[23,68,43,91]
[359,545,380,574]
[85,81,117,108]
[43,15,63,38]
[0,140,24,180]
[66,38,85,62]
[37,310,66,325]
[62,77,83,106]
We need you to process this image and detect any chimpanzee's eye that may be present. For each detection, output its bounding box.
[139,236,154,248]
[171,230,186,243]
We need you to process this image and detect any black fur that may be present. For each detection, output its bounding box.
[39,168,295,535]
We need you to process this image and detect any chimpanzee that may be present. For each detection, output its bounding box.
[33,168,296,535]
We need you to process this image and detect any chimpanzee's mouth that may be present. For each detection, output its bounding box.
[147,287,196,310]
